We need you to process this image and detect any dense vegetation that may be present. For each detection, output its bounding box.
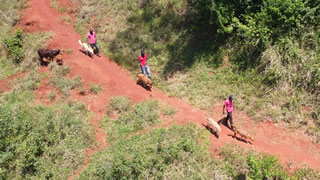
[78,96,320,179]
[73,0,320,141]
[2,0,320,179]
[0,90,94,179]
[0,1,95,179]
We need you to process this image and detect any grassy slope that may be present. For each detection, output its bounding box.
[0,1,95,179]
[72,0,320,141]
[0,0,27,79]
[77,96,320,179]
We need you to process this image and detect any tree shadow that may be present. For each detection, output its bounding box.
[163,29,227,79]
[107,2,227,77]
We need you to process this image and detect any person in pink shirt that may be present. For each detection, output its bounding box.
[221,95,234,130]
[138,50,151,79]
[87,29,100,56]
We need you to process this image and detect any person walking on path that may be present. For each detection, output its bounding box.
[138,50,151,79]
[87,29,100,56]
[221,95,234,130]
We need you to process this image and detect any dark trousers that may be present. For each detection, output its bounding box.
[90,43,99,55]
[226,112,233,127]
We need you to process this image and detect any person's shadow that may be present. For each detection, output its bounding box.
[217,117,233,130]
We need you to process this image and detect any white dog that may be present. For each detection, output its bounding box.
[78,40,94,56]
[207,118,221,137]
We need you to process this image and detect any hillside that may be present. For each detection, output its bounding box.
[0,0,320,179]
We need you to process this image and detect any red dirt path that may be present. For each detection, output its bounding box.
[18,0,320,178]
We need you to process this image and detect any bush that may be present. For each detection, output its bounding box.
[78,125,224,180]
[90,83,102,94]
[48,64,83,98]
[107,96,131,114]
[0,91,94,179]
[3,29,24,64]
[104,98,160,142]
[162,105,177,116]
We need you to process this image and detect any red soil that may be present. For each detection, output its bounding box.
[17,0,320,178]
[0,72,24,93]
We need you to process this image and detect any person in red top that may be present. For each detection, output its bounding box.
[87,29,100,56]
[138,50,151,79]
[221,95,234,130]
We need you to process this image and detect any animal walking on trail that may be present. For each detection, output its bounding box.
[78,39,94,57]
[232,124,254,144]
[207,118,221,138]
[38,48,61,66]
[137,73,152,90]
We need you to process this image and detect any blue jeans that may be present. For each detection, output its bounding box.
[90,42,99,55]
[140,65,151,78]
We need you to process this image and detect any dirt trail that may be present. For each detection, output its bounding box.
[18,0,320,178]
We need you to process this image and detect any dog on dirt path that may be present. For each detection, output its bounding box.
[207,118,221,138]
[78,39,93,57]
[232,124,254,144]
[137,73,152,90]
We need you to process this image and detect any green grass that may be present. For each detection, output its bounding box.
[72,0,320,142]
[49,0,67,14]
[0,0,53,78]
[47,90,56,101]
[78,124,219,180]
[79,96,320,179]
[90,83,102,94]
[107,96,132,114]
[48,64,83,98]
[0,77,94,179]
[102,98,160,142]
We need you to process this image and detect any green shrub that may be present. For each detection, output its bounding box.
[162,105,177,116]
[101,98,161,142]
[246,154,288,179]
[107,96,131,114]
[0,91,94,179]
[3,29,24,64]
[48,64,83,98]
[90,83,102,94]
[78,124,224,180]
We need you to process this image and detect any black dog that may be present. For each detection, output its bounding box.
[38,49,61,66]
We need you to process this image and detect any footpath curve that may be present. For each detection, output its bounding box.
[17,0,320,178]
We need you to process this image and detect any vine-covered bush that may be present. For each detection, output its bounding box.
[3,29,24,64]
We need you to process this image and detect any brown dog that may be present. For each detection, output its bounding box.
[233,124,254,144]
[137,73,152,90]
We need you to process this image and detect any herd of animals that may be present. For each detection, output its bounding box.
[37,41,253,143]
[37,40,153,90]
